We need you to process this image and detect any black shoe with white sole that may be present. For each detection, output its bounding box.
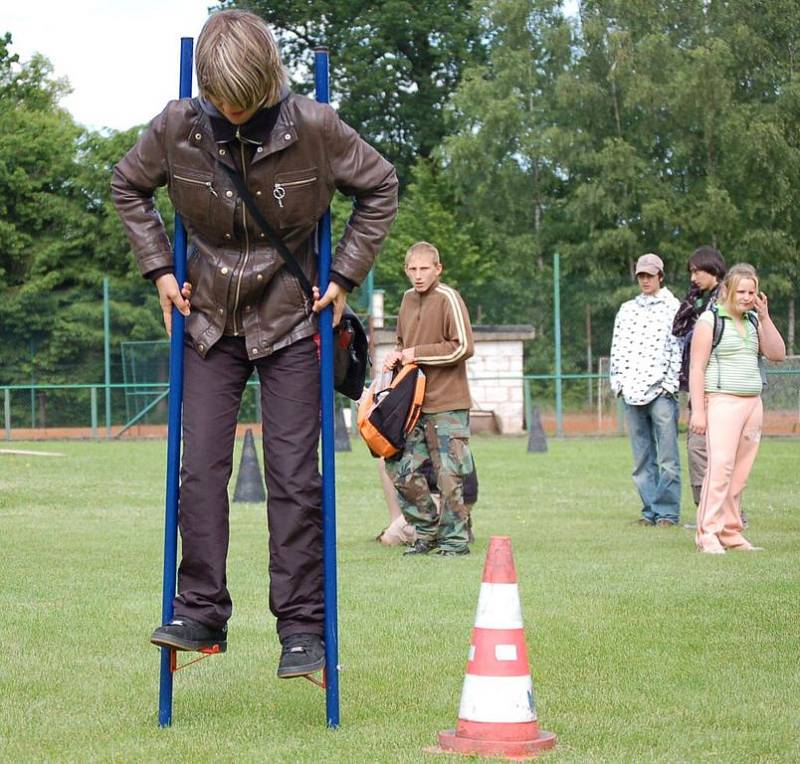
[277,633,325,678]
[403,539,436,556]
[150,616,227,652]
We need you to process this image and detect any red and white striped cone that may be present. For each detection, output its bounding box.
[434,536,556,759]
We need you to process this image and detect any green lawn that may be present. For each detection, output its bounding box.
[1,435,798,763]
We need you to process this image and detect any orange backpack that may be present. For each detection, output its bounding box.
[357,364,426,458]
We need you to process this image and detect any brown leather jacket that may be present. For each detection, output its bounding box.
[111,94,398,359]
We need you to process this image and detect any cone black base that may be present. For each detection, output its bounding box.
[232,428,266,503]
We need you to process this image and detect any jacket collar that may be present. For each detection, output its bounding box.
[716,303,754,322]
[200,94,285,145]
[187,91,298,168]
[635,286,674,307]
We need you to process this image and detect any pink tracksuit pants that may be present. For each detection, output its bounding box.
[696,393,762,552]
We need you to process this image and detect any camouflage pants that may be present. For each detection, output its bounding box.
[384,410,474,551]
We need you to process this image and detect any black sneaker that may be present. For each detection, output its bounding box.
[436,547,470,557]
[277,633,325,678]
[403,539,435,556]
[150,616,227,652]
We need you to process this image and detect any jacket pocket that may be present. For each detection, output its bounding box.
[272,167,318,230]
[169,166,217,223]
[278,267,310,311]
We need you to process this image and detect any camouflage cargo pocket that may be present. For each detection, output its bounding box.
[432,411,473,478]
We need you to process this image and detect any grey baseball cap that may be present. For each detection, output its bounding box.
[635,253,664,275]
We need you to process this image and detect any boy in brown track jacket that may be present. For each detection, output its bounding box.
[383,241,475,556]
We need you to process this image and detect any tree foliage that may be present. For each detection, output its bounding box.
[220,0,486,184]
[433,0,799,372]
[0,34,156,403]
[1,1,799,408]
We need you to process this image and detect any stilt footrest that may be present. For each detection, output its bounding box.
[302,668,327,689]
[169,644,224,673]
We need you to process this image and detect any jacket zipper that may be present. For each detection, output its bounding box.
[273,177,317,208]
[231,139,251,337]
[173,173,218,196]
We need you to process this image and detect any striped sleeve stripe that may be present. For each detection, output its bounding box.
[415,285,469,364]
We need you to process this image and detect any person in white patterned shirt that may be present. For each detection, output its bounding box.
[610,253,683,526]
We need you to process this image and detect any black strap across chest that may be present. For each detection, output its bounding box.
[219,162,314,299]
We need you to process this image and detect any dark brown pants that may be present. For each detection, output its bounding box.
[173,336,323,641]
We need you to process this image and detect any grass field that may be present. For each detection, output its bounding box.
[1,434,798,763]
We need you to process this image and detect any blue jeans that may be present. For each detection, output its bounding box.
[625,395,681,523]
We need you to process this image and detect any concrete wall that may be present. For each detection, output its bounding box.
[371,325,535,434]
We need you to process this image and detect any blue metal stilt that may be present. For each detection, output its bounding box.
[158,36,194,728]
[314,46,341,729]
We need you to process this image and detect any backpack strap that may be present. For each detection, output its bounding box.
[711,305,724,350]
[711,306,724,389]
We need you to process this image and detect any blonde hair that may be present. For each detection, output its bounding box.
[721,263,759,314]
[196,10,287,110]
[404,241,441,266]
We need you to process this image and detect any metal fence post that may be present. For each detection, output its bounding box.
[553,252,563,436]
[254,380,262,423]
[104,276,112,437]
[523,377,532,431]
[90,387,98,440]
[3,389,10,441]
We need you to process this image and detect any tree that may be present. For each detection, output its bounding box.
[0,35,163,417]
[220,0,486,184]
[440,0,573,372]
[370,159,488,318]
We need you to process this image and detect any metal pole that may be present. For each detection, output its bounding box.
[90,387,98,440]
[314,46,340,729]
[523,377,532,432]
[254,380,262,423]
[30,339,35,429]
[158,36,193,729]
[104,276,112,437]
[3,389,10,441]
[364,268,374,316]
[553,252,563,436]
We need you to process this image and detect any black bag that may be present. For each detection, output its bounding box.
[357,364,427,458]
[334,307,370,400]
[221,163,369,399]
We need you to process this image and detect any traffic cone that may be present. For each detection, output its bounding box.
[433,536,556,759]
[527,406,547,453]
[232,429,266,503]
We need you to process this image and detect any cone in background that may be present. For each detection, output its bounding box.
[232,429,266,503]
[433,536,556,759]
[527,406,548,453]
[334,404,351,452]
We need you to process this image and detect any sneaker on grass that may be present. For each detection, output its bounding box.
[150,616,227,652]
[277,633,325,678]
[402,539,436,556]
[436,547,470,557]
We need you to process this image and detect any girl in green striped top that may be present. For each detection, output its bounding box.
[689,264,786,554]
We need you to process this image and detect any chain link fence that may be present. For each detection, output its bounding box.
[596,357,800,436]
